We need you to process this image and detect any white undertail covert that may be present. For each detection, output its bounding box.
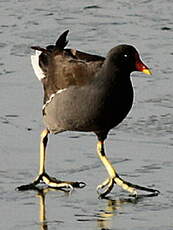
[31,50,45,81]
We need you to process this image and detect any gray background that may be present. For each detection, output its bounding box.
[0,0,172,229]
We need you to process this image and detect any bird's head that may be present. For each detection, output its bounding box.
[107,44,152,76]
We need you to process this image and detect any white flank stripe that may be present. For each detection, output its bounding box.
[31,50,45,81]
[56,88,67,94]
[42,88,67,112]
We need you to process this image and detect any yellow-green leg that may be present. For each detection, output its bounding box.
[17,129,85,191]
[38,129,48,176]
[96,141,160,197]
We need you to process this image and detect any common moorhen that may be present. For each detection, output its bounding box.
[18,30,159,197]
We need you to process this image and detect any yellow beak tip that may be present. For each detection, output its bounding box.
[142,69,152,75]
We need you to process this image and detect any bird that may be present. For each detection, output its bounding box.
[17,30,159,197]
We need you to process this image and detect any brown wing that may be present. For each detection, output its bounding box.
[41,51,104,103]
[65,48,105,62]
[32,30,105,103]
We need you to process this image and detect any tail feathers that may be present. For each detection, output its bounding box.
[31,30,69,53]
[31,46,48,53]
[55,30,69,50]
[30,30,69,80]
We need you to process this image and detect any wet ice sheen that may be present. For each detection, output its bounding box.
[0,0,173,229]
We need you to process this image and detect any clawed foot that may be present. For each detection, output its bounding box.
[97,176,160,198]
[97,178,115,197]
[17,172,86,192]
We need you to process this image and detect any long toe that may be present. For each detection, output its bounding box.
[97,178,115,198]
[42,173,86,191]
[114,176,160,197]
[97,178,111,192]
[17,172,86,192]
[16,182,39,191]
[114,177,137,195]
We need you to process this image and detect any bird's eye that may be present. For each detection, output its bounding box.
[124,54,128,58]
